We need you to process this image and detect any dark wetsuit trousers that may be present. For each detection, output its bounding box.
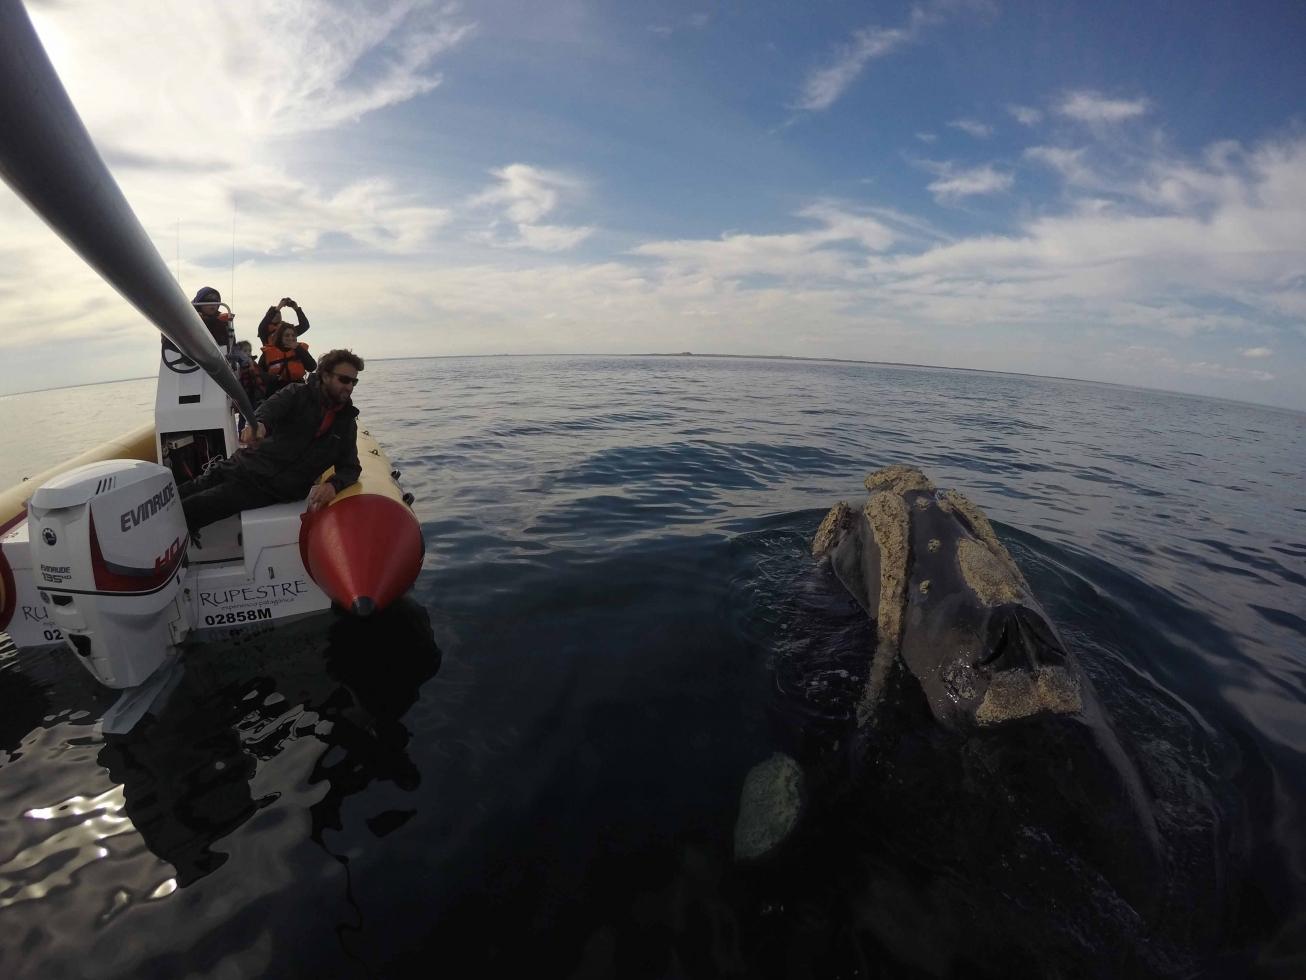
[179,460,280,534]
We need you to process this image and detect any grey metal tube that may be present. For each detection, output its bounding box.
[0,0,256,420]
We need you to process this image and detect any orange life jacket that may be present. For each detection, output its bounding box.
[261,342,309,383]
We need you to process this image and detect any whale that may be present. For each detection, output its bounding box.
[813,463,1085,733]
[734,465,1169,969]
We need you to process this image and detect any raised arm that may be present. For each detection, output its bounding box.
[256,305,279,344]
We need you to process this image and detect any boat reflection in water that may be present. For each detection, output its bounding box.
[0,662,54,766]
[93,599,441,887]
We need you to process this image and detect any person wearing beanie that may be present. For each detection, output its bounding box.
[192,285,233,349]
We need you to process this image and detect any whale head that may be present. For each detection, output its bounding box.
[813,465,1082,733]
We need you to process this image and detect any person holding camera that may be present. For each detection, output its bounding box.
[256,296,310,345]
[259,322,317,395]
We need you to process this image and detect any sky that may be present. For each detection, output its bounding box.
[2,0,1304,410]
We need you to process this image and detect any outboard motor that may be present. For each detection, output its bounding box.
[28,460,189,688]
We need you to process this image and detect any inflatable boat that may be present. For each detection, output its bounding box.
[0,0,423,729]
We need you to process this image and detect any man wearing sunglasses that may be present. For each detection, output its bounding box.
[180,349,365,538]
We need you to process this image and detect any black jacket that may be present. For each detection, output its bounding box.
[257,304,310,345]
[233,373,360,499]
[200,312,233,349]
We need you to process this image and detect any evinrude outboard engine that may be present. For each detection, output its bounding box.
[28,459,189,688]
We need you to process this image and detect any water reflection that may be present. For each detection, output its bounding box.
[0,785,133,910]
[0,659,50,757]
[96,599,440,888]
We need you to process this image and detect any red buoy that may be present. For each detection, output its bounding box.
[299,492,423,616]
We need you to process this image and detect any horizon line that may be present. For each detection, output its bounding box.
[0,351,1299,417]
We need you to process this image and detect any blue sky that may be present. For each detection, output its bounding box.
[3,0,1304,409]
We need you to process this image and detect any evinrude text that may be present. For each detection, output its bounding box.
[119,483,176,533]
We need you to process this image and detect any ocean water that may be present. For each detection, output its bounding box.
[0,355,1303,978]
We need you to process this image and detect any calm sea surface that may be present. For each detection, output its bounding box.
[1,355,1303,978]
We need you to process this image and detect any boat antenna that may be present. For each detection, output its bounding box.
[175,218,180,284]
[230,200,236,312]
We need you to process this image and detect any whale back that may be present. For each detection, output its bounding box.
[814,465,1083,732]
[805,465,1163,918]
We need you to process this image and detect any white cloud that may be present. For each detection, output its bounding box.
[1008,104,1042,126]
[512,224,596,252]
[1056,90,1150,123]
[794,0,980,112]
[471,164,578,224]
[948,119,994,139]
[31,1,475,164]
[233,169,451,254]
[7,119,1301,404]
[632,203,895,279]
[1241,347,1273,358]
[915,132,938,143]
[18,0,474,270]
[585,133,1303,394]
[926,163,1014,202]
[1132,145,1255,214]
[863,136,1306,354]
[795,25,914,111]
[862,205,955,246]
[469,164,594,251]
[794,2,996,112]
[1024,145,1099,187]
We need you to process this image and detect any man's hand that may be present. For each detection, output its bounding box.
[240,422,267,446]
[307,482,337,513]
[279,296,295,308]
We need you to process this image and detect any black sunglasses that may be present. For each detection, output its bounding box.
[329,372,359,387]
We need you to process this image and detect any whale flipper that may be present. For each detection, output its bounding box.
[734,752,806,862]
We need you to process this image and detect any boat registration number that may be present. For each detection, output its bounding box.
[203,608,274,626]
